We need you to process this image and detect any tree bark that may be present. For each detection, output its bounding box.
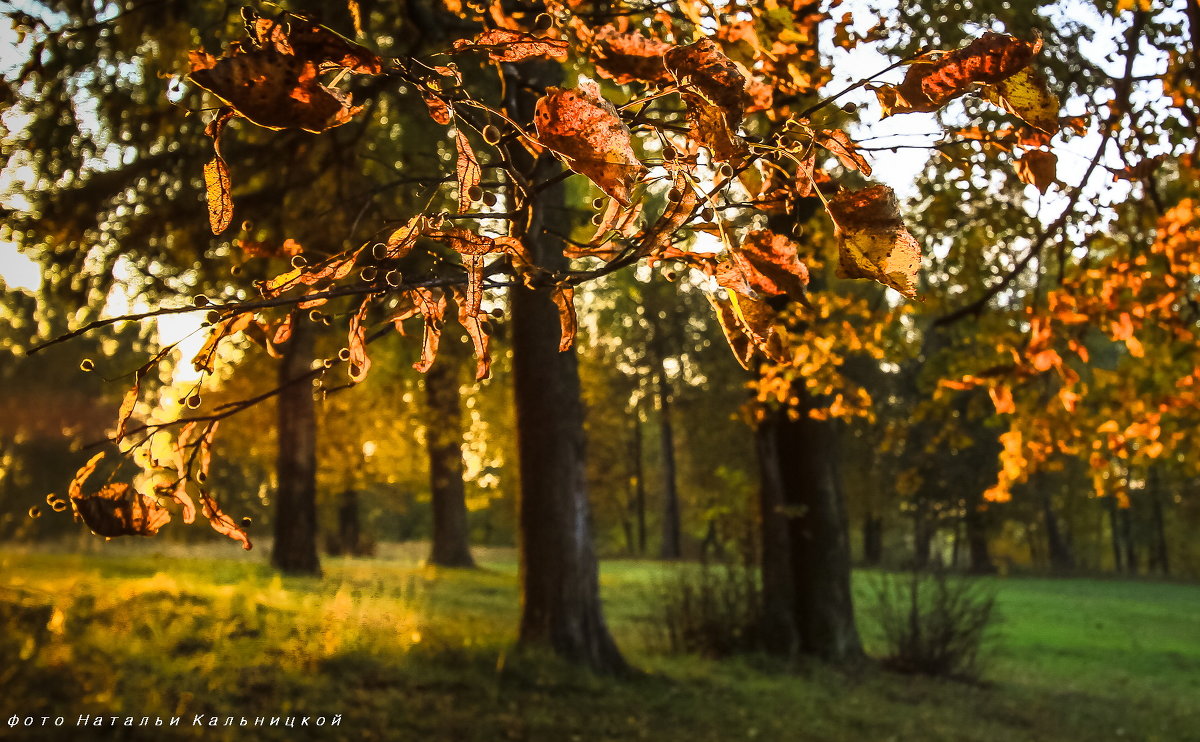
[335,489,362,556]
[755,418,798,656]
[1042,489,1074,573]
[656,365,682,560]
[964,500,995,575]
[424,348,475,568]
[1107,495,1124,573]
[758,394,863,663]
[632,406,647,556]
[1148,467,1170,576]
[272,315,321,575]
[505,61,625,674]
[862,514,883,566]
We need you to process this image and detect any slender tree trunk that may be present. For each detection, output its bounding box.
[424,348,475,568]
[963,491,995,574]
[272,315,320,575]
[1119,506,1138,575]
[657,366,682,560]
[633,404,647,556]
[1107,495,1124,573]
[505,61,625,674]
[912,507,933,568]
[862,514,883,566]
[1148,468,1170,576]
[335,489,361,555]
[1042,489,1074,573]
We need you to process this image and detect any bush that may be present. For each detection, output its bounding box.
[869,567,998,680]
[652,561,763,657]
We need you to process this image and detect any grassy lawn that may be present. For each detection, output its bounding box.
[1,544,1198,741]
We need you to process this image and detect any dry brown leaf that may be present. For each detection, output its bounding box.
[348,295,372,383]
[591,25,673,85]
[552,285,578,352]
[453,29,568,62]
[665,39,750,162]
[199,489,251,550]
[982,66,1061,133]
[827,184,922,299]
[637,168,696,258]
[707,294,755,370]
[814,129,872,176]
[73,483,171,538]
[455,130,481,214]
[876,33,1042,117]
[192,313,255,374]
[412,288,447,373]
[534,81,646,206]
[452,286,492,380]
[1014,149,1057,193]
[730,230,809,302]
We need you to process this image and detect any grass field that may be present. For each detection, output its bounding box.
[1,543,1198,741]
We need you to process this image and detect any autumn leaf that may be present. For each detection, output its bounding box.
[725,291,787,364]
[347,295,372,383]
[199,489,252,550]
[708,294,755,370]
[637,167,697,258]
[188,47,365,133]
[411,288,447,373]
[875,33,1042,118]
[729,230,809,302]
[552,285,578,351]
[1014,149,1057,193]
[665,39,751,162]
[73,483,171,538]
[249,13,382,74]
[115,359,156,446]
[814,129,872,176]
[590,25,673,85]
[453,29,568,62]
[192,313,255,374]
[455,130,482,214]
[69,452,106,500]
[827,184,922,299]
[452,286,492,380]
[203,155,233,235]
[534,81,646,206]
[428,229,525,316]
[982,67,1061,133]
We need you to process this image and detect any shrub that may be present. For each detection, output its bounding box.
[869,567,998,680]
[652,561,763,657]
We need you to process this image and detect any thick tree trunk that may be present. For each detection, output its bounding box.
[755,419,798,656]
[862,514,883,566]
[424,349,475,568]
[1119,506,1138,575]
[1148,468,1170,576]
[506,61,625,674]
[272,315,321,575]
[657,366,682,560]
[758,395,863,663]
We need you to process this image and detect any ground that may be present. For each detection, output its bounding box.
[1,542,1198,741]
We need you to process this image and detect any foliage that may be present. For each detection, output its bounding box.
[868,567,998,680]
[651,560,763,658]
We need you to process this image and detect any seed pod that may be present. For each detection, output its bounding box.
[241,219,253,232]
[664,270,678,282]
[841,102,858,114]
[50,499,68,513]
[79,358,95,372]
[186,394,202,409]
[361,266,378,282]
[45,493,57,505]
[468,185,484,202]
[372,242,387,259]
[28,506,41,519]
[193,295,210,307]
[308,309,322,323]
[534,12,553,30]
[338,347,352,362]
[230,264,243,276]
[663,146,678,161]
[291,255,307,268]
[241,516,252,527]
[668,188,682,202]
[490,308,504,319]
[322,358,335,369]
[482,125,501,145]
[385,270,402,286]
[591,213,603,226]
[592,197,605,210]
[700,207,714,221]
[206,310,221,324]
[481,192,498,207]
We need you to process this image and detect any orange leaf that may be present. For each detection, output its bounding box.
[1014,149,1057,193]
[453,29,568,62]
[552,285,577,352]
[828,184,922,298]
[455,130,481,214]
[347,295,372,383]
[452,287,492,380]
[199,489,252,550]
[534,81,646,206]
[73,483,171,538]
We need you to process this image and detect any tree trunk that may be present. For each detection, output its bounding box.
[1107,495,1124,573]
[657,366,682,560]
[272,315,321,575]
[1119,505,1138,575]
[862,514,883,566]
[755,418,798,656]
[963,490,995,574]
[1042,489,1074,573]
[1148,468,1170,576]
[758,394,863,663]
[505,61,625,674]
[336,489,362,556]
[424,348,475,568]
[632,406,647,556]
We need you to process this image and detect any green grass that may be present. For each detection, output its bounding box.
[1,545,1198,741]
